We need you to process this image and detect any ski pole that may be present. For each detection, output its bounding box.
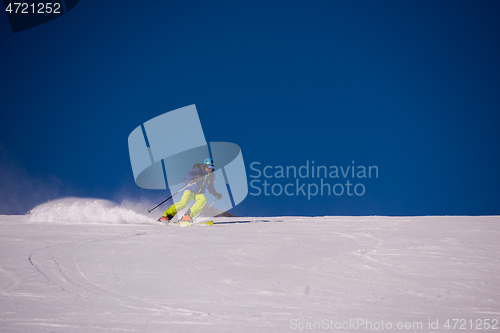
[147,181,195,213]
[191,198,219,222]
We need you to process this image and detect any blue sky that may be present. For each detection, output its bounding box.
[1,0,499,216]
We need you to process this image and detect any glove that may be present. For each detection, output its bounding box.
[215,193,222,200]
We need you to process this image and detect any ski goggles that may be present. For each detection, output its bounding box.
[205,164,214,169]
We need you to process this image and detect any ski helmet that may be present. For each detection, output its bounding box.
[204,158,214,169]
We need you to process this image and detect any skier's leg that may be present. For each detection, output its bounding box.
[190,193,207,217]
[162,190,195,218]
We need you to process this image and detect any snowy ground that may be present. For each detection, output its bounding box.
[0,199,499,332]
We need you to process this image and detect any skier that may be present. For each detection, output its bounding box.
[158,158,223,223]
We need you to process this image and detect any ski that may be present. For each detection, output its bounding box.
[171,221,190,227]
[192,220,214,226]
[169,220,214,227]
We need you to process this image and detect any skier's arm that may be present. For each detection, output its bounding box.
[208,182,217,196]
[208,174,222,199]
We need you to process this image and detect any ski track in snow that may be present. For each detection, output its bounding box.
[0,203,499,332]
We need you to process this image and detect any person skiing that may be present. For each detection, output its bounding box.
[158,158,222,223]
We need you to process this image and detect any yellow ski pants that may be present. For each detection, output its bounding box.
[162,190,206,218]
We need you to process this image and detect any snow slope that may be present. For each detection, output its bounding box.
[0,199,499,332]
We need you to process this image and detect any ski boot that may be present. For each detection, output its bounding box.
[158,214,174,224]
[180,214,192,223]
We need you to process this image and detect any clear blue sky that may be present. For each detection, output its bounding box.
[1,0,499,216]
